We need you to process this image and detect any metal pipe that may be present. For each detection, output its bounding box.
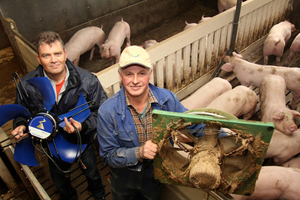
[214,0,243,78]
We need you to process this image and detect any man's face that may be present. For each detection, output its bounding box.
[36,41,67,77]
[119,65,152,99]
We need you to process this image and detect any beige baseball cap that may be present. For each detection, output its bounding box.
[119,45,152,69]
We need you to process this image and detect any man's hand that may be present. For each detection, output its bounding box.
[11,125,27,140]
[140,140,158,160]
[63,117,82,134]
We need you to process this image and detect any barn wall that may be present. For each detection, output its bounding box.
[0,0,198,44]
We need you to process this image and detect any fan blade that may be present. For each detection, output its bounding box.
[27,77,55,111]
[57,93,91,128]
[0,104,31,127]
[14,137,38,166]
[48,132,87,163]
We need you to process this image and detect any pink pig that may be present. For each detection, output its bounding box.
[263,20,295,65]
[142,39,158,49]
[217,0,237,13]
[286,33,300,65]
[221,52,300,110]
[206,85,258,120]
[198,15,212,23]
[183,15,211,31]
[100,18,131,65]
[231,166,300,200]
[65,26,105,66]
[265,129,300,165]
[259,74,300,135]
[181,77,232,110]
[183,21,197,31]
[282,156,300,168]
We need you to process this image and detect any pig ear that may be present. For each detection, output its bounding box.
[221,63,234,72]
[291,110,300,118]
[233,52,243,59]
[273,110,285,120]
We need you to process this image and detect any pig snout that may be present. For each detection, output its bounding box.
[287,124,298,134]
[100,44,110,58]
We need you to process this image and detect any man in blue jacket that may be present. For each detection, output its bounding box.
[12,31,107,200]
[97,45,206,200]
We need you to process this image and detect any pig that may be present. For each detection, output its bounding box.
[259,74,300,135]
[65,26,105,66]
[205,85,258,120]
[282,155,300,168]
[183,15,211,31]
[286,33,300,65]
[265,129,300,165]
[183,21,197,31]
[230,166,300,200]
[263,20,295,65]
[100,18,131,65]
[217,0,237,13]
[221,52,300,110]
[142,39,158,49]
[181,77,232,110]
[198,15,212,23]
[198,15,211,24]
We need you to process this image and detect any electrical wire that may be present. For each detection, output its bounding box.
[33,125,83,174]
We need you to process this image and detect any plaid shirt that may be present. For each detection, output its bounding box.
[125,90,158,161]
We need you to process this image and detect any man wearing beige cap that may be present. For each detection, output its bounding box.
[97,45,206,200]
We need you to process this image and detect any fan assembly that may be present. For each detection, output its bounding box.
[0,73,92,167]
[152,108,274,196]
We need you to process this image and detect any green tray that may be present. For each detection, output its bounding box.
[152,108,274,196]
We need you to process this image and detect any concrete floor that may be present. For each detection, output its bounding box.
[0,47,32,200]
[0,47,24,105]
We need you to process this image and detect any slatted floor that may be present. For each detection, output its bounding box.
[30,145,112,200]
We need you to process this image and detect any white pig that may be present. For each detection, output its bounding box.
[181,77,232,110]
[263,20,295,65]
[230,166,300,200]
[65,26,105,66]
[286,33,300,65]
[198,15,212,23]
[221,52,300,110]
[205,85,258,120]
[183,21,197,31]
[282,155,300,168]
[259,74,300,135]
[265,129,300,165]
[217,0,237,13]
[142,39,158,49]
[183,15,211,31]
[100,18,131,65]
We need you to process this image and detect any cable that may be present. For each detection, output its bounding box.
[33,125,83,174]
